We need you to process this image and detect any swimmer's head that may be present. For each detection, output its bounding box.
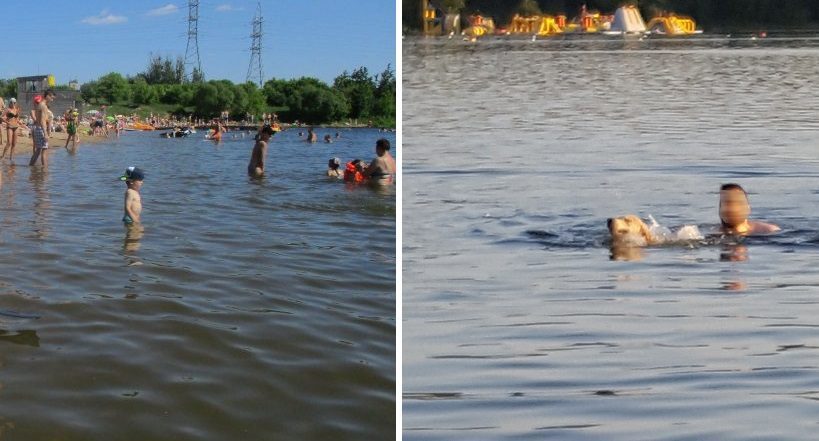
[259,124,275,138]
[719,183,750,228]
[328,157,340,170]
[376,138,390,152]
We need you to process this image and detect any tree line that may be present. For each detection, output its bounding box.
[1,55,395,126]
[404,0,819,31]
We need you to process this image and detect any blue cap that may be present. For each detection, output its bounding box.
[119,166,145,181]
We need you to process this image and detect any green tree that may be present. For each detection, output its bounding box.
[234,82,266,119]
[132,79,158,105]
[191,83,220,117]
[278,77,349,124]
[0,79,17,98]
[191,80,235,117]
[140,54,185,84]
[333,66,375,119]
[97,72,131,104]
[191,67,205,84]
[262,78,289,107]
[160,83,195,106]
[373,64,396,121]
[80,80,101,104]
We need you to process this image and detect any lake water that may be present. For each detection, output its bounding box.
[403,36,819,440]
[0,128,395,440]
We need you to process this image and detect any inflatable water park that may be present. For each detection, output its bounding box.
[421,2,702,39]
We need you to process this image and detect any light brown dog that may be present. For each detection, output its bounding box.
[607,215,657,246]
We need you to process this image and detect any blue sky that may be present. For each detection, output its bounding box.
[4,0,395,85]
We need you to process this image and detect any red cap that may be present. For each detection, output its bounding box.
[33,95,42,104]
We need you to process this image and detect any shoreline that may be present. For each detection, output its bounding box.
[3,128,108,158]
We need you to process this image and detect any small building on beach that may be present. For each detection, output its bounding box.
[16,75,83,117]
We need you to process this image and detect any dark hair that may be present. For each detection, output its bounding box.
[260,124,274,136]
[376,138,390,150]
[44,89,55,97]
[720,183,747,195]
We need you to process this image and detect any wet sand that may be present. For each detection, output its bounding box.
[2,128,107,157]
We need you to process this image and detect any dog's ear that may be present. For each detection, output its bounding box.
[638,219,654,244]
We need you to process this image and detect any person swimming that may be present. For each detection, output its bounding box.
[327,157,343,178]
[718,183,780,235]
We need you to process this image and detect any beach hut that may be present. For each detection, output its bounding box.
[16,74,83,116]
[608,5,646,34]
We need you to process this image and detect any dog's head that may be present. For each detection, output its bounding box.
[607,215,653,246]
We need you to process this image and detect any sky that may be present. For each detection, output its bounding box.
[4,0,396,86]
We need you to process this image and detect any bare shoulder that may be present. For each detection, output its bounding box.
[750,220,780,234]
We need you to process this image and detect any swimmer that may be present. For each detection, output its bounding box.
[344,159,367,183]
[248,125,274,177]
[120,166,145,224]
[324,134,332,143]
[718,183,780,235]
[327,157,343,178]
[363,138,396,185]
[306,127,317,143]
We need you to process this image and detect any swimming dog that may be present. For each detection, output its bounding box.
[607,215,656,246]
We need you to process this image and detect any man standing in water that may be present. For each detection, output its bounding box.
[363,138,396,185]
[248,125,275,177]
[29,90,55,167]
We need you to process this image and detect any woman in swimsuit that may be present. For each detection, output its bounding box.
[0,97,5,145]
[2,99,21,160]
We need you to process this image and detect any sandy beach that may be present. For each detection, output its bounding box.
[2,126,108,158]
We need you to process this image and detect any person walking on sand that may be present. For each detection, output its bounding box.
[2,98,21,161]
[29,90,55,167]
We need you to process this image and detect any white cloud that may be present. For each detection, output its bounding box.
[82,10,127,25]
[216,4,241,12]
[147,4,179,16]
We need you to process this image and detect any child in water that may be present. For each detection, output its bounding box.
[327,157,343,178]
[248,125,275,177]
[120,167,145,224]
[343,159,367,183]
[718,183,780,235]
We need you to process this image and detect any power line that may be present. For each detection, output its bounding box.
[184,0,203,81]
[246,2,263,87]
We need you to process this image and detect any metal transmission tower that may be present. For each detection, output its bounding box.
[184,0,203,81]
[246,2,264,86]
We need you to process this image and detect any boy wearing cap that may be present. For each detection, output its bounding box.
[121,167,145,224]
[327,157,343,178]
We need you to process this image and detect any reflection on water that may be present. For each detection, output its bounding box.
[404,36,819,440]
[123,223,144,254]
[0,128,395,440]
